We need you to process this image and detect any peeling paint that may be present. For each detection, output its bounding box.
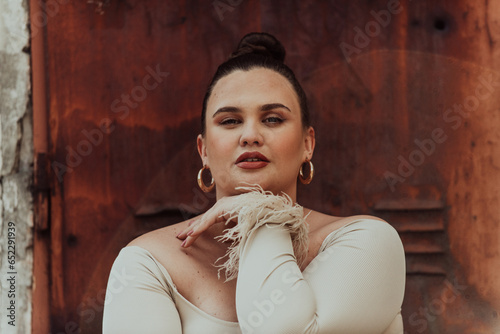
[2,180,18,213]
[0,0,30,54]
[0,51,30,176]
[0,114,3,172]
[0,0,33,333]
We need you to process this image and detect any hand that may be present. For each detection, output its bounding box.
[176,196,240,248]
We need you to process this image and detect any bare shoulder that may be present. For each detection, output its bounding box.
[306,210,386,233]
[329,214,387,227]
[305,210,392,246]
[127,216,198,258]
[325,214,397,238]
[303,211,400,265]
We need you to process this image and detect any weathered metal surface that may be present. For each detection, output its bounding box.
[38,0,500,333]
[31,0,52,331]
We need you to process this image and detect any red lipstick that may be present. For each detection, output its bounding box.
[236,151,270,169]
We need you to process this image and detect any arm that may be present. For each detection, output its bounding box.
[178,189,405,334]
[102,247,182,334]
[236,219,405,334]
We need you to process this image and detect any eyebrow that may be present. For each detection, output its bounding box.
[212,103,291,118]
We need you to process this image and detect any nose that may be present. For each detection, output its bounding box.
[239,120,263,146]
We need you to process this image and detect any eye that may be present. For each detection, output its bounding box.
[220,118,241,126]
[263,116,284,124]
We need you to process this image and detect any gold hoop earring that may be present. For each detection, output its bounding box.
[299,159,314,184]
[197,165,215,192]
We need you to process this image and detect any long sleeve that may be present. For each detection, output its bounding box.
[102,247,182,334]
[235,219,406,334]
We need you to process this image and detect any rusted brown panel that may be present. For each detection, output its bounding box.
[31,0,51,331]
[295,0,499,331]
[381,211,445,232]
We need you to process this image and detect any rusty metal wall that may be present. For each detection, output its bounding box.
[34,0,500,333]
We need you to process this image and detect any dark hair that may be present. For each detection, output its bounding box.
[200,32,310,135]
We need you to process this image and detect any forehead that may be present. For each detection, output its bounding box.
[207,68,300,114]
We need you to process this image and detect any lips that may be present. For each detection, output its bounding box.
[236,151,270,169]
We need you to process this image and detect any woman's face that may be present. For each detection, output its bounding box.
[198,68,315,200]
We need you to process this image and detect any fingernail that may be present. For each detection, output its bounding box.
[187,230,194,236]
[181,240,186,247]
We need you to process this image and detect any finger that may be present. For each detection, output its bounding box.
[181,233,199,248]
[179,198,237,247]
[186,217,211,237]
[176,226,190,239]
[176,231,187,240]
[177,219,200,239]
[181,214,218,247]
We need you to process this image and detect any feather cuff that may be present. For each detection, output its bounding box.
[215,186,309,281]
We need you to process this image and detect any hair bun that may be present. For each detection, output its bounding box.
[230,32,286,63]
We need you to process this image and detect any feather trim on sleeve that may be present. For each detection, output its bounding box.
[214,185,309,281]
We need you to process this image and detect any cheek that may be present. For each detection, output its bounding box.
[274,131,305,161]
[207,134,234,161]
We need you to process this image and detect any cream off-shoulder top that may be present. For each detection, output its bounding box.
[102,217,405,334]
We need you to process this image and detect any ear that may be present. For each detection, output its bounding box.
[197,134,208,166]
[303,126,315,160]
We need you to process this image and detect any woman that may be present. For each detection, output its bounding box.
[102,32,405,333]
